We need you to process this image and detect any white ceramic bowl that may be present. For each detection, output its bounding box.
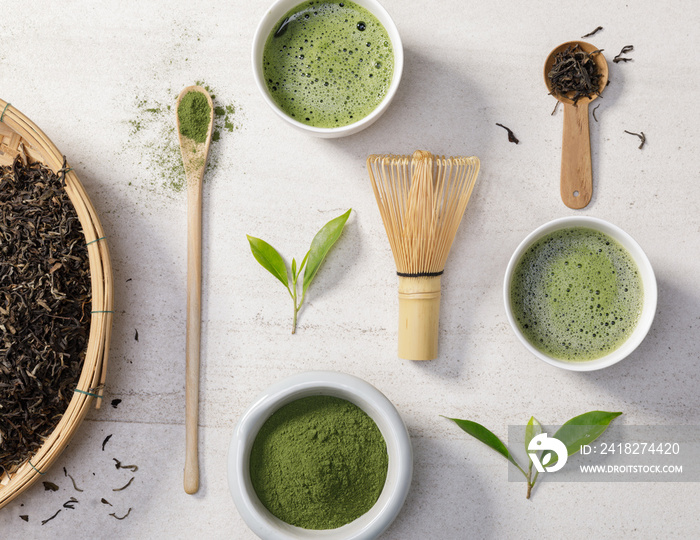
[503,216,657,371]
[228,371,413,540]
[251,0,403,138]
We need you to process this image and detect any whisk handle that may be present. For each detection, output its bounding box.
[398,276,441,360]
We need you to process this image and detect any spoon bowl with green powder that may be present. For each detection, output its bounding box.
[252,0,403,138]
[228,371,412,539]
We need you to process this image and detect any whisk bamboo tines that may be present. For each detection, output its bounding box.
[367,150,480,360]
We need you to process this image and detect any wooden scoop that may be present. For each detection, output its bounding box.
[176,85,214,495]
[544,41,608,209]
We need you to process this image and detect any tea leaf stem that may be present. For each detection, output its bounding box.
[291,267,301,334]
[527,469,540,499]
[292,290,298,334]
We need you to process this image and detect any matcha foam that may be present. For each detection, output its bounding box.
[262,0,394,128]
[510,227,643,361]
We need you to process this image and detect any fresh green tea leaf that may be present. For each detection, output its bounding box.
[247,235,289,289]
[446,417,523,471]
[298,250,309,276]
[450,410,624,499]
[302,209,351,296]
[555,411,623,455]
[525,416,543,455]
[542,411,622,466]
[248,211,350,333]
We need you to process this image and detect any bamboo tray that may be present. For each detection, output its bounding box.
[0,99,113,509]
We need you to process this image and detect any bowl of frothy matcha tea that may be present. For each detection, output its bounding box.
[504,217,657,371]
[252,0,403,137]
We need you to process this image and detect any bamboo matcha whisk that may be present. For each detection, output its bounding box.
[367,150,480,360]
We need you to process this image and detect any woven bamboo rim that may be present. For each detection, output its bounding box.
[0,99,113,509]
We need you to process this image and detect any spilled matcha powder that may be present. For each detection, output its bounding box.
[177,91,211,143]
[250,395,388,529]
[124,84,239,193]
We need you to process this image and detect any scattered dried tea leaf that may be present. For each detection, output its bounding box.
[66,472,83,492]
[110,508,132,520]
[63,497,79,509]
[624,130,646,149]
[101,498,113,506]
[496,123,519,144]
[41,509,61,525]
[134,329,139,341]
[102,434,113,451]
[112,476,135,491]
[113,458,138,472]
[613,45,634,63]
[111,399,122,409]
[581,26,603,38]
[592,104,600,122]
[42,482,59,492]
[20,515,29,522]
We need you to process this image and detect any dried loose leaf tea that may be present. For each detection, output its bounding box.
[548,45,604,104]
[110,508,132,520]
[624,130,646,149]
[496,123,519,144]
[613,45,634,63]
[113,458,138,472]
[582,26,603,37]
[102,434,113,451]
[41,509,61,525]
[0,158,90,473]
[112,476,135,491]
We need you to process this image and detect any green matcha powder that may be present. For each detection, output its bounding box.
[250,395,388,529]
[177,91,211,143]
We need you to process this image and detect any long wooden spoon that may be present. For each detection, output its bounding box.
[544,41,608,209]
[176,85,214,495]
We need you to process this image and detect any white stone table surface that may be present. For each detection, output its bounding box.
[1,1,699,538]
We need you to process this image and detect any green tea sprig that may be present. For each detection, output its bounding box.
[247,209,351,333]
[444,410,622,499]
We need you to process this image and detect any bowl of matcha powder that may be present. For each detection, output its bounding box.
[228,371,412,539]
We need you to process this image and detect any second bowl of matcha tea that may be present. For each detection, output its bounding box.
[504,217,657,371]
[252,0,403,137]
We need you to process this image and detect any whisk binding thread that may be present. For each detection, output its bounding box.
[396,270,444,278]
